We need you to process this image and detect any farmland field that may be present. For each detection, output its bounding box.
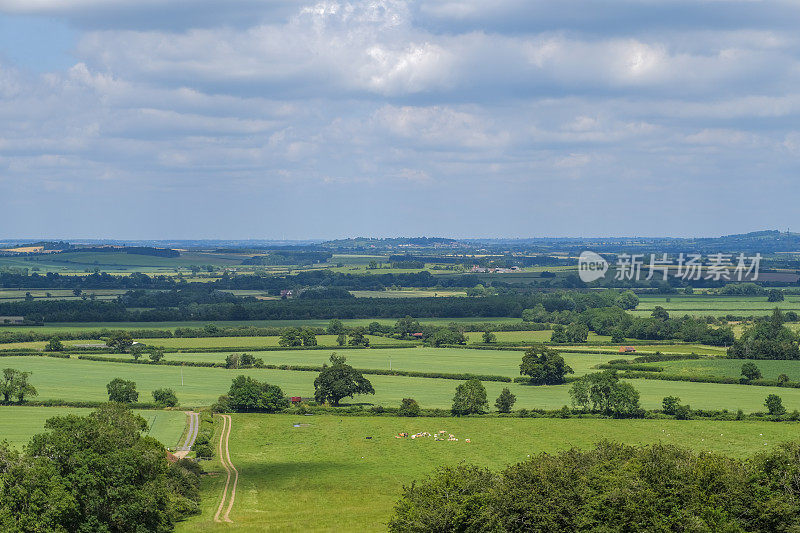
[177,414,800,532]
[632,295,800,317]
[95,347,613,377]
[0,406,186,449]
[132,335,415,349]
[640,358,800,381]
[5,355,800,412]
[0,317,524,334]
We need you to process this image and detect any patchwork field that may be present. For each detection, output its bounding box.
[178,414,800,532]
[0,405,186,449]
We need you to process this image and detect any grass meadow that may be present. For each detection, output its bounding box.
[0,406,186,449]
[4,355,800,412]
[178,414,800,532]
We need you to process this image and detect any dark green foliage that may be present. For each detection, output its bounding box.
[482,331,496,343]
[44,338,64,352]
[519,345,573,385]
[106,377,138,403]
[106,330,134,353]
[398,398,421,417]
[427,327,466,347]
[729,309,800,360]
[152,388,178,407]
[326,319,345,334]
[347,327,370,347]
[451,379,488,416]
[767,289,785,302]
[0,368,37,404]
[0,404,200,532]
[224,353,264,369]
[148,347,165,362]
[390,441,800,532]
[651,305,670,320]
[495,387,516,413]
[313,354,375,406]
[227,375,288,412]
[765,394,786,416]
[742,361,762,381]
[569,371,641,416]
[662,396,681,415]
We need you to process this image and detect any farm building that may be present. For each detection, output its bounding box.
[0,316,25,325]
[619,346,636,353]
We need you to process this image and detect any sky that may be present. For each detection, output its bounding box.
[1,0,799,240]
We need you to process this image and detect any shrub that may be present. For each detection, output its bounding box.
[398,398,421,417]
[152,388,178,407]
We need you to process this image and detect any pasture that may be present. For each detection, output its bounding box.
[0,317,525,334]
[0,405,186,449]
[642,358,800,381]
[178,414,800,532]
[632,295,800,317]
[4,355,800,412]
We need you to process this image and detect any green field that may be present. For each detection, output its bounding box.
[641,358,800,381]
[134,335,415,349]
[350,289,467,298]
[0,317,524,335]
[5,355,800,412]
[633,295,800,317]
[178,414,800,532]
[98,347,612,377]
[468,330,610,344]
[0,406,187,449]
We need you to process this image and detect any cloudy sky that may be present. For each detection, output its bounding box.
[1,1,799,239]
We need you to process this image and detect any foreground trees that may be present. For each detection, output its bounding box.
[314,354,375,406]
[0,404,200,532]
[389,440,800,532]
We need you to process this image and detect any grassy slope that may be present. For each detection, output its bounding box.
[0,406,186,449]
[5,356,800,412]
[178,414,800,532]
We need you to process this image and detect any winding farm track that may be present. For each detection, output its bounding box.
[213,414,238,523]
[173,411,199,459]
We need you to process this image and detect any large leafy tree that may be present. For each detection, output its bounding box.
[0,369,37,404]
[106,378,139,403]
[451,378,488,416]
[314,354,375,406]
[227,375,288,412]
[106,331,134,353]
[569,370,640,416]
[520,346,574,385]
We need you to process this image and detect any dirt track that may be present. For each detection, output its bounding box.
[213,414,238,523]
[174,411,199,460]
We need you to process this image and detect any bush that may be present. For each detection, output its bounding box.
[152,388,178,407]
[495,388,516,413]
[398,398,421,417]
[106,378,138,403]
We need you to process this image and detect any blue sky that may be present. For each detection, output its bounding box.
[1,0,799,239]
